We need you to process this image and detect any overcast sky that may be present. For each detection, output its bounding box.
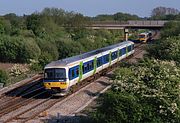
[0,0,179,17]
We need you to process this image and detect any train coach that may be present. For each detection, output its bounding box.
[43,41,135,96]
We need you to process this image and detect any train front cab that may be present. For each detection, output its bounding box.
[138,33,147,43]
[43,67,69,95]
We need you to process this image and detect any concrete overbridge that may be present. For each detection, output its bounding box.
[86,20,168,41]
[87,20,168,30]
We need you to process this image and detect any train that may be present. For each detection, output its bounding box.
[43,41,135,96]
[138,32,152,43]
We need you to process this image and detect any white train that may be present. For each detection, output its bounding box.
[43,41,135,95]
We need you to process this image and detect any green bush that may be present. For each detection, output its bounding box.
[36,38,59,60]
[93,59,180,123]
[0,35,41,63]
[93,91,142,123]
[161,21,180,38]
[147,36,180,63]
[0,17,11,35]
[0,69,8,85]
[56,39,85,59]
[30,62,43,71]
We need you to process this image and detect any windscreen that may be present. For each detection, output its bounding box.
[44,68,66,80]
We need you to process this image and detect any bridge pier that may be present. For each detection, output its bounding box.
[124,29,129,41]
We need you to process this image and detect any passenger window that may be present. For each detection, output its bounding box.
[97,57,102,67]
[111,52,117,60]
[104,55,109,63]
[72,70,75,78]
[89,61,93,70]
[123,48,126,55]
[87,64,90,70]
[76,68,79,76]
[83,64,87,73]
[128,46,131,52]
[119,49,122,56]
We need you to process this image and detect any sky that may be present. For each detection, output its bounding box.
[0,0,180,17]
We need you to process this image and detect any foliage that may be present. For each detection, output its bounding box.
[0,17,11,35]
[56,39,85,59]
[0,35,41,63]
[113,12,139,21]
[93,59,180,123]
[26,14,43,36]
[0,69,8,85]
[93,12,140,21]
[10,64,29,77]
[151,6,179,19]
[147,36,180,63]
[93,14,114,21]
[93,91,142,123]
[28,59,42,71]
[36,38,59,60]
[161,21,180,38]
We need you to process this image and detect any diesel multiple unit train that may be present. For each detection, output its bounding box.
[138,32,152,43]
[43,41,135,95]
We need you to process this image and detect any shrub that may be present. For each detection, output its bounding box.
[56,39,84,59]
[0,69,8,85]
[147,36,180,63]
[22,38,41,62]
[161,21,180,38]
[93,59,180,123]
[10,64,29,77]
[36,38,59,60]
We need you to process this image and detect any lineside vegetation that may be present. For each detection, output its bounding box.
[91,21,180,123]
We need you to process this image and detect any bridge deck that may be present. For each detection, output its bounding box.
[88,20,168,29]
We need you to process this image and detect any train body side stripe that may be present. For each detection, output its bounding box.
[109,51,112,66]
[126,46,128,57]
[93,57,97,74]
[117,48,120,61]
[78,61,83,82]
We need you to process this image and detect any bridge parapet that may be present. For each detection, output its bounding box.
[89,20,168,29]
[128,20,167,26]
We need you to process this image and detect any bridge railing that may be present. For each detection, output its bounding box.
[128,20,168,26]
[91,20,168,26]
[90,21,128,25]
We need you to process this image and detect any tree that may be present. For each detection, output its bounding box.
[93,14,114,21]
[26,14,43,36]
[0,17,11,35]
[0,35,41,63]
[151,7,179,17]
[113,12,139,21]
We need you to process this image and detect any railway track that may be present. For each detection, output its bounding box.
[0,42,146,123]
[0,78,42,106]
[0,87,46,117]
[0,74,42,99]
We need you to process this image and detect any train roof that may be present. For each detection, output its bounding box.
[45,41,133,68]
[139,32,149,35]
